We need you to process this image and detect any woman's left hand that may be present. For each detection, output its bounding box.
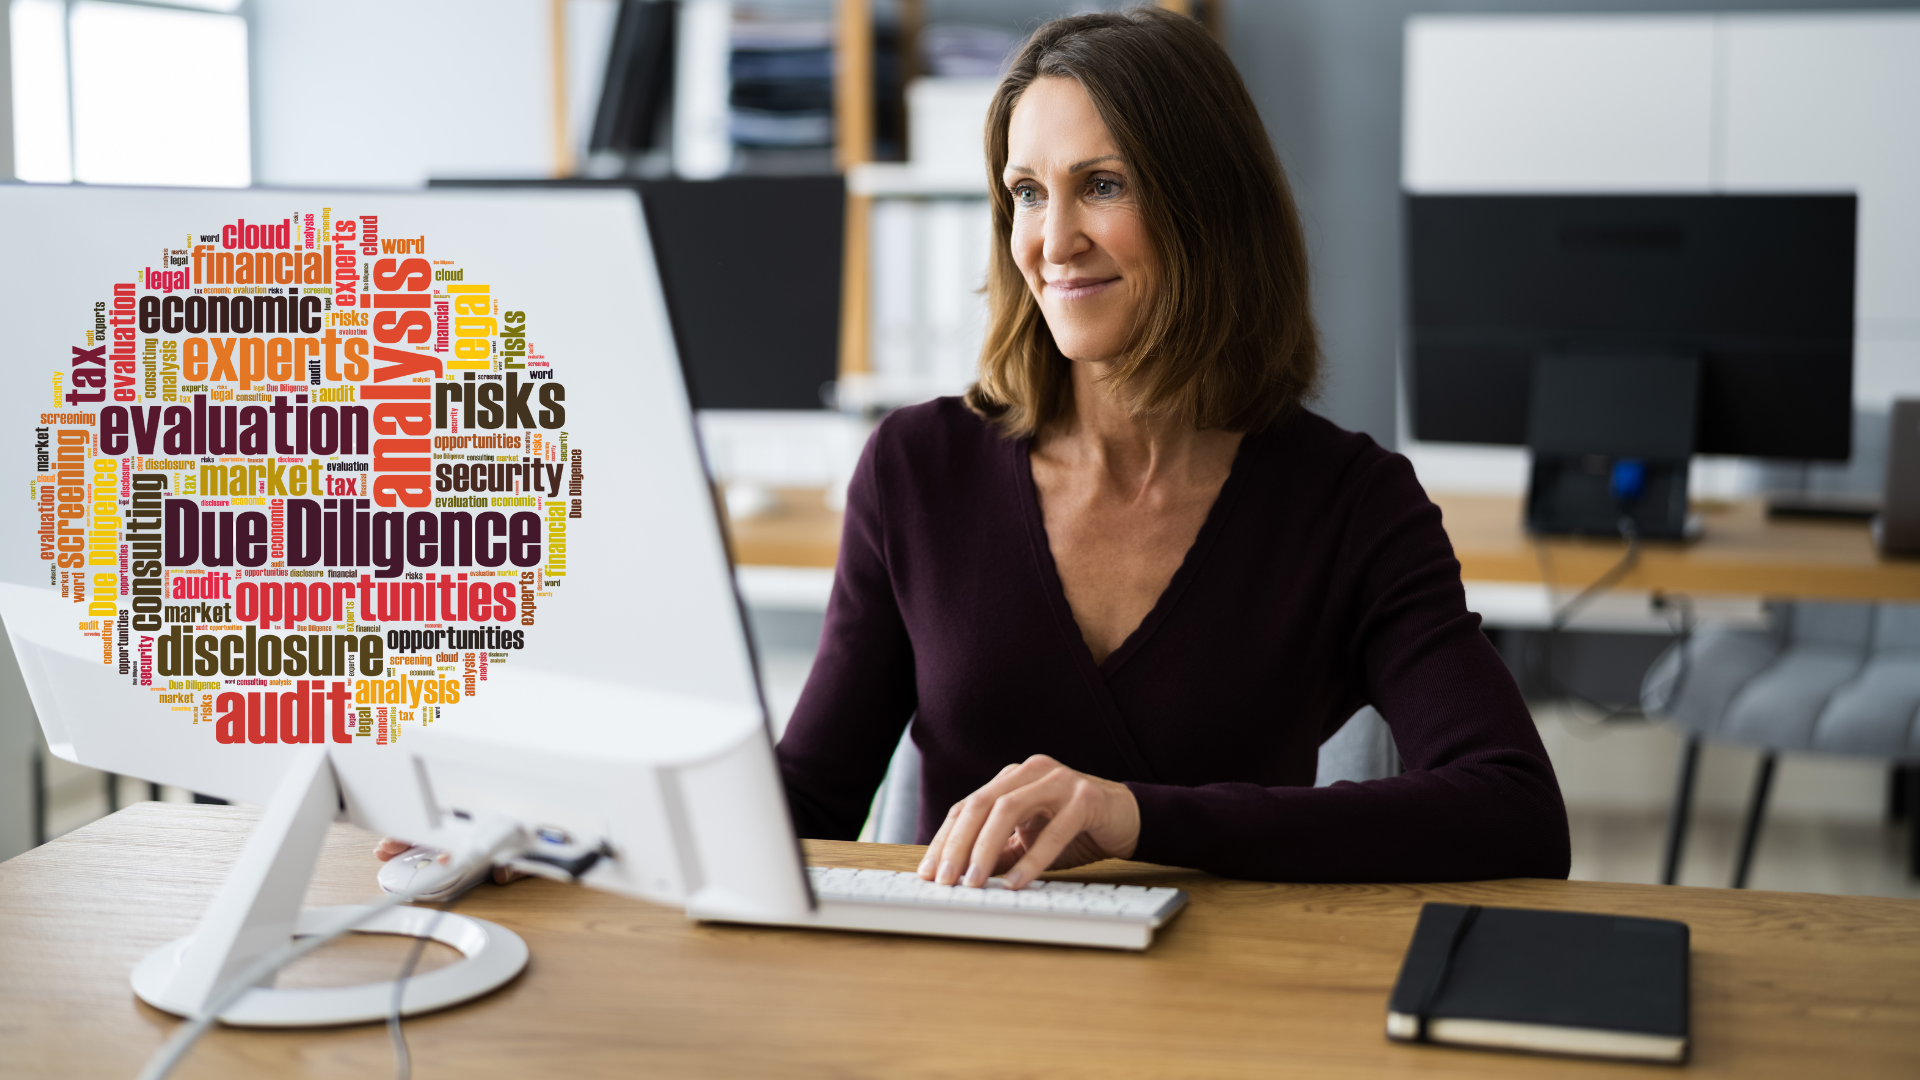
[915,754,1140,890]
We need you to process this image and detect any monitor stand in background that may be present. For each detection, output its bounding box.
[1524,352,1701,542]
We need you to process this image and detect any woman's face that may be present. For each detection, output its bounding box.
[1004,76,1158,366]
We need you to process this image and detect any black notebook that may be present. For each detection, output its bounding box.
[1385,903,1690,1064]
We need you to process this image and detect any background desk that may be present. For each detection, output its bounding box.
[1438,494,1920,603]
[725,488,1920,603]
[3,803,1916,1078]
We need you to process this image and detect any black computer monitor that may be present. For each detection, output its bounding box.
[638,176,843,410]
[589,0,677,155]
[430,176,844,411]
[1406,194,1856,462]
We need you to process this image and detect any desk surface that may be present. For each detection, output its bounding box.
[726,487,1920,602]
[3,803,1917,1079]
[1437,494,1920,602]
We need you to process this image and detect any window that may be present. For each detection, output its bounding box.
[10,0,249,186]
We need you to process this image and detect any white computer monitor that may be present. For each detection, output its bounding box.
[0,183,811,1024]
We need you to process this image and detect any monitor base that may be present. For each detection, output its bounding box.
[132,904,527,1027]
[127,746,526,1027]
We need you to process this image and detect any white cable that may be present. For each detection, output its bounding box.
[387,903,452,1080]
[134,821,525,1080]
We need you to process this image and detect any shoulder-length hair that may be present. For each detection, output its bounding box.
[965,7,1320,438]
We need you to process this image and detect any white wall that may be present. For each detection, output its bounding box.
[1720,14,1920,415]
[1401,12,1920,495]
[1405,16,1719,194]
[252,0,560,187]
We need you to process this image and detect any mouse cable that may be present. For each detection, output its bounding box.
[135,821,526,1080]
[386,883,472,1080]
[387,840,611,1079]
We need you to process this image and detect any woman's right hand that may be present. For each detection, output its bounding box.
[373,837,526,885]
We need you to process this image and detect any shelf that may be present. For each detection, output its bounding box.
[847,162,986,197]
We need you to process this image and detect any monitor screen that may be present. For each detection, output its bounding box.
[1406,194,1856,461]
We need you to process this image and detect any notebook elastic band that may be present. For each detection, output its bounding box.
[1415,904,1483,1043]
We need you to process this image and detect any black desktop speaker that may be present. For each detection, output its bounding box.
[1525,353,1700,540]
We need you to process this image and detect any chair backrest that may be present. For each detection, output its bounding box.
[1781,602,1875,647]
[1874,604,1920,651]
[870,726,923,846]
[1314,706,1401,787]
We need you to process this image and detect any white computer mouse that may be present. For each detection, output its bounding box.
[376,845,493,902]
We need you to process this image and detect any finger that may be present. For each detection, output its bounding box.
[1000,780,1101,889]
[927,758,1060,885]
[916,801,965,880]
[373,838,412,862]
[991,829,1034,876]
[917,761,1021,878]
[935,790,1000,886]
[963,768,1078,887]
[492,865,528,885]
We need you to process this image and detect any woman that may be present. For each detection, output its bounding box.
[776,8,1570,890]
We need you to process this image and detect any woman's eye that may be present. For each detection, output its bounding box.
[1091,178,1122,198]
[1012,184,1039,205]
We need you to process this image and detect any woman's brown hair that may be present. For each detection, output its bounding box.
[965,7,1320,437]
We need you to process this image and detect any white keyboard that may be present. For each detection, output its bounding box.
[777,867,1189,951]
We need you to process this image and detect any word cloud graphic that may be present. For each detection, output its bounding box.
[30,209,587,747]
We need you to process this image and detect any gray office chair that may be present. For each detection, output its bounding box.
[867,707,1401,845]
[1642,601,1920,887]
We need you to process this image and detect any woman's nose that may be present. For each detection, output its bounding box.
[1041,199,1091,267]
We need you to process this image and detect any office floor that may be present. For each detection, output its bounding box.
[32,614,1918,902]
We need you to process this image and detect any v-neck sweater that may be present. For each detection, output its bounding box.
[775,398,1570,882]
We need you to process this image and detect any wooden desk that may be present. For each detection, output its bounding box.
[1435,493,1920,603]
[724,487,1920,602]
[4,803,1916,1078]
[724,486,842,570]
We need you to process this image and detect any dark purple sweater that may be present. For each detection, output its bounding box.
[776,399,1570,882]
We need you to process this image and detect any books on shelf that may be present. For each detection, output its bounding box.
[866,196,991,409]
[729,11,833,149]
[920,23,1019,78]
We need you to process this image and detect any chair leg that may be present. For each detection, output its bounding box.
[1732,753,1778,890]
[1661,736,1701,886]
[32,749,46,847]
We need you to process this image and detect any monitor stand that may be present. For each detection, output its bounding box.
[130,747,527,1027]
[1525,351,1702,542]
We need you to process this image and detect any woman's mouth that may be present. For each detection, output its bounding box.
[1045,276,1120,300]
